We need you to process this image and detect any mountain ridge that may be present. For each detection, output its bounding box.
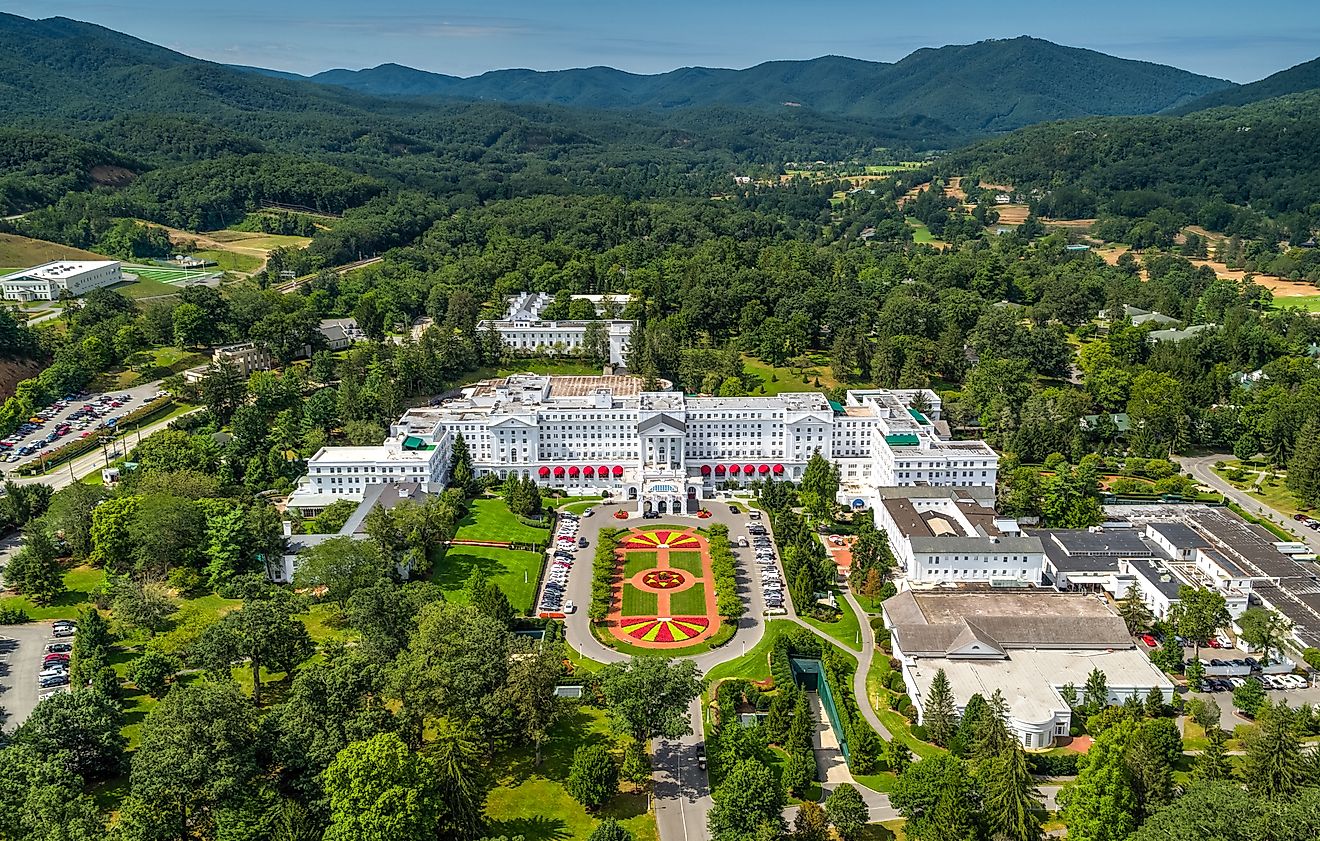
[1169,54,1320,113]
[228,34,1236,135]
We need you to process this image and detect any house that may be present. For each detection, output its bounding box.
[318,317,364,350]
[1147,324,1215,344]
[276,482,427,582]
[884,589,1173,748]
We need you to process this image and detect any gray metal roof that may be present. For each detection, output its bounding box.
[1146,521,1209,551]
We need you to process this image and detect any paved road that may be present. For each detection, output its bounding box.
[7,407,200,490]
[1180,453,1315,549]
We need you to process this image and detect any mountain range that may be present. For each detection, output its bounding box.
[238,36,1234,135]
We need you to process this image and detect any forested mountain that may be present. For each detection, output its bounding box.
[255,36,1233,135]
[1171,55,1320,113]
[942,88,1320,239]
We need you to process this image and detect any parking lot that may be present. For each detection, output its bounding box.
[0,621,73,727]
[0,381,167,471]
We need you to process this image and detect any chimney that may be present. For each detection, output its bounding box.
[282,520,293,537]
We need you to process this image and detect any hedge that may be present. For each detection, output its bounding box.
[588,528,622,621]
[707,524,744,620]
[1027,752,1080,776]
[768,626,883,773]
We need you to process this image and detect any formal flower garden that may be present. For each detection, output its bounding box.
[605,526,720,649]
[619,616,710,643]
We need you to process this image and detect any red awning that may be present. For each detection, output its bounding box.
[583,466,595,477]
[743,464,755,474]
[714,464,726,474]
[758,464,770,474]
[773,463,784,474]
[599,465,609,477]
[699,464,712,475]
[729,464,741,474]
[553,466,565,477]
[612,465,624,476]
[568,466,580,477]
[538,466,550,477]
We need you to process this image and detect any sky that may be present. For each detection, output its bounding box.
[5,0,1319,83]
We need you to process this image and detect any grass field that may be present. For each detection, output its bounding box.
[703,620,789,686]
[621,583,658,615]
[669,582,706,615]
[800,591,863,651]
[667,550,703,574]
[0,564,105,620]
[740,353,840,396]
[207,232,312,251]
[551,496,603,515]
[453,497,551,545]
[1270,295,1320,312]
[432,545,544,612]
[622,550,659,577]
[109,277,181,300]
[186,249,262,273]
[484,705,658,841]
[126,266,214,284]
[864,163,923,174]
[0,232,106,265]
[908,219,937,243]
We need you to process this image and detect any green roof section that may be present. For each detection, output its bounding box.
[907,408,930,424]
[828,400,845,413]
[402,435,434,451]
[885,433,921,447]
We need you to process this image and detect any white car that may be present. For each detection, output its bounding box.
[563,600,576,613]
[39,665,69,679]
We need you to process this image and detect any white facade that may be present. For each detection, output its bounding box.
[480,291,635,365]
[287,436,452,516]
[1,261,122,301]
[289,375,999,516]
[877,490,1042,586]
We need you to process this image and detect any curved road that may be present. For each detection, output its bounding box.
[558,506,1058,839]
[1181,453,1318,550]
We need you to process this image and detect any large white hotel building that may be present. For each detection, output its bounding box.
[286,374,998,517]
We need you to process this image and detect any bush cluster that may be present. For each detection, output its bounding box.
[706,524,745,620]
[588,529,621,621]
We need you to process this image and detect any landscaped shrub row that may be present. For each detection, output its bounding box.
[588,529,621,621]
[1027,752,1081,776]
[17,395,176,474]
[768,626,883,773]
[706,524,744,620]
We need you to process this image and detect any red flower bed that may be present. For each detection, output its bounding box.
[696,509,712,519]
[642,569,686,589]
[613,510,629,519]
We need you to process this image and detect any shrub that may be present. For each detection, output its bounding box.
[1027,752,1080,776]
[0,606,29,624]
[910,724,929,742]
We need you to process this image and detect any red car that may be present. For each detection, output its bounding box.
[43,653,71,665]
[1140,634,1158,647]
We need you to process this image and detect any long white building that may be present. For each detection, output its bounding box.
[287,374,998,516]
[1,261,123,301]
[479,292,634,365]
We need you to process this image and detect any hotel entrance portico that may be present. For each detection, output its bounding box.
[638,477,702,515]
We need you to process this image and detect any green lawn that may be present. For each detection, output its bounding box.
[800,592,863,651]
[703,620,790,686]
[462,359,606,381]
[1270,294,1320,312]
[669,582,706,615]
[908,219,937,244]
[622,550,659,576]
[740,353,840,396]
[187,249,262,273]
[484,705,657,841]
[621,584,658,616]
[0,565,105,620]
[431,545,544,613]
[124,265,213,284]
[454,497,551,545]
[667,551,704,574]
[553,496,604,515]
[866,656,944,760]
[109,276,182,299]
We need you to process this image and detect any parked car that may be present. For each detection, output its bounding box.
[1140,634,1158,647]
[45,642,72,654]
[582,508,594,517]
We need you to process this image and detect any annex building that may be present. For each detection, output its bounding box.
[286,374,998,516]
[884,589,1174,748]
[1,261,123,302]
[479,292,634,365]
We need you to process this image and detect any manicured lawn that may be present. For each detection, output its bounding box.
[800,592,863,651]
[186,249,262,273]
[704,620,790,685]
[866,656,944,760]
[454,497,551,545]
[484,705,657,841]
[621,583,658,616]
[668,550,703,574]
[432,545,544,613]
[0,564,105,620]
[296,602,357,644]
[740,354,839,396]
[623,550,659,576]
[859,820,906,840]
[124,265,213,284]
[464,359,606,381]
[1271,294,1320,312]
[110,276,181,299]
[553,496,603,515]
[670,582,706,615]
[909,219,937,243]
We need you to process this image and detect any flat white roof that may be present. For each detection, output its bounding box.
[908,647,1172,726]
[1,260,119,282]
[308,444,436,464]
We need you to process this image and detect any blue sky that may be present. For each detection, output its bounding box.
[7,0,1318,82]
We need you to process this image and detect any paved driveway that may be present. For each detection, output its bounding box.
[0,622,63,728]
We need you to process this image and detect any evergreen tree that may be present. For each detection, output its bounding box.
[977,731,1044,841]
[588,818,633,841]
[793,800,831,841]
[449,432,474,495]
[950,693,988,757]
[1240,701,1305,798]
[1192,726,1231,782]
[922,668,958,746]
[1286,415,1320,507]
[1144,687,1165,719]
[1083,668,1110,714]
[1117,585,1154,635]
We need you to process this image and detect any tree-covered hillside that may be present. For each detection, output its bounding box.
[287,36,1232,137]
[1171,54,1320,113]
[942,90,1320,239]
